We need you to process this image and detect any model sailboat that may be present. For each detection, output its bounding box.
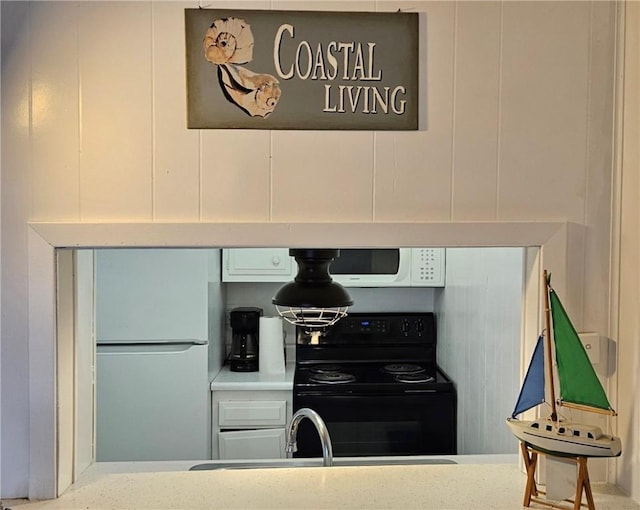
[506,271,621,457]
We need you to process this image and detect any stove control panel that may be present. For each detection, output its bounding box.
[343,318,389,334]
[318,313,435,343]
[295,312,437,364]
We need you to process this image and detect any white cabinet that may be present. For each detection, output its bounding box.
[210,366,295,460]
[222,248,296,282]
[213,394,291,460]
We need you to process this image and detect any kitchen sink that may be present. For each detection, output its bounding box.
[189,456,457,471]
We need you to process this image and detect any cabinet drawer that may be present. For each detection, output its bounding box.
[218,429,286,459]
[218,400,287,427]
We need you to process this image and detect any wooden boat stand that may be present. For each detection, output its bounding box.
[521,442,595,510]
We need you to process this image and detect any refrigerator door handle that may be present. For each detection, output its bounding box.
[96,340,208,355]
[96,339,208,346]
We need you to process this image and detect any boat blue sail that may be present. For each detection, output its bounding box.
[511,334,545,418]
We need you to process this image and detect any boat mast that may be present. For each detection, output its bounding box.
[542,270,558,422]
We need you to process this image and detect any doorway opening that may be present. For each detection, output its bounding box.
[61,246,534,474]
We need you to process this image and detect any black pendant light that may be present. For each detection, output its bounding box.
[272,249,353,329]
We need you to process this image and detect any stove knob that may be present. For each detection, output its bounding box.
[415,320,425,332]
[401,320,411,334]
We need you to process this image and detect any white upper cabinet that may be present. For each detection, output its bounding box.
[96,249,214,341]
[222,248,296,282]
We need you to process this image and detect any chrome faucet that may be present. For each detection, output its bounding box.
[286,408,333,467]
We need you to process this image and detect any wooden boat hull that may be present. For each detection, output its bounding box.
[506,417,621,458]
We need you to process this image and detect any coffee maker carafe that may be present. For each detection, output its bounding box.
[229,307,262,372]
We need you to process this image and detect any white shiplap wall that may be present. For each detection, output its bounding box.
[1,0,622,499]
[20,1,613,226]
[436,248,524,454]
[616,0,640,499]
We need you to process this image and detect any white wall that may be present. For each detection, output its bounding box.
[0,0,624,499]
[436,248,523,455]
[1,1,31,496]
[616,0,640,501]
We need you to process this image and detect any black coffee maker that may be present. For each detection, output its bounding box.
[229,307,262,372]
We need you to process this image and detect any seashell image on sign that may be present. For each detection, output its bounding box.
[185,9,419,130]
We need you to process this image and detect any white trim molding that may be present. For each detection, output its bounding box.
[28,228,58,499]
[29,221,568,249]
[27,220,583,499]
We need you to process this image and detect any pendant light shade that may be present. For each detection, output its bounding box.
[272,249,353,329]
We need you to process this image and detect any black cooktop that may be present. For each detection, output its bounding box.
[294,361,454,394]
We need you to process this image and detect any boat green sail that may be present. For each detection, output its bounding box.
[551,289,613,414]
[506,271,621,457]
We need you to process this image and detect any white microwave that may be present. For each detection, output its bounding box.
[221,248,445,287]
[329,248,445,287]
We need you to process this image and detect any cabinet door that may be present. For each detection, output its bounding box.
[218,429,286,459]
[222,248,296,282]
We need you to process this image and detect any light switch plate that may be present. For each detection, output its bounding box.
[578,332,600,364]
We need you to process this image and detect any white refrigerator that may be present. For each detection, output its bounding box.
[95,249,216,462]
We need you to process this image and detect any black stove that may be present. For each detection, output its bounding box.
[293,312,457,458]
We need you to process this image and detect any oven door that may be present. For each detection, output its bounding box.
[292,391,456,457]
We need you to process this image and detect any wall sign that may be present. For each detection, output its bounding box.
[185,9,419,130]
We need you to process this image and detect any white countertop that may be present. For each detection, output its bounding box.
[10,460,639,510]
[210,363,295,391]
